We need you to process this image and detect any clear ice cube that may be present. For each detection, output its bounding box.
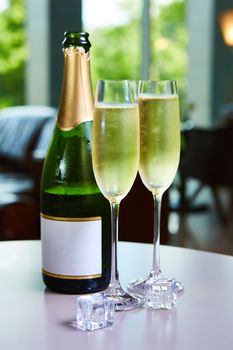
[145,277,177,310]
[76,292,115,331]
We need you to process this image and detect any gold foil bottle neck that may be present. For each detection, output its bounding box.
[57,47,94,131]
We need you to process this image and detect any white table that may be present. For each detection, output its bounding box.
[0,240,233,350]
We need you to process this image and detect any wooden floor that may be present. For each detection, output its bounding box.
[167,180,233,256]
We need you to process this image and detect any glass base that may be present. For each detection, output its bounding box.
[104,283,144,311]
[128,273,184,298]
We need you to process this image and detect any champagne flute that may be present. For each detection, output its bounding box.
[92,80,143,311]
[128,80,184,305]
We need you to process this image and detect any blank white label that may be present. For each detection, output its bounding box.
[41,216,102,278]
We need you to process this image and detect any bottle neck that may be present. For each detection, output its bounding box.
[57,47,94,130]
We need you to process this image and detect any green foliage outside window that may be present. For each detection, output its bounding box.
[90,19,141,86]
[0,0,27,108]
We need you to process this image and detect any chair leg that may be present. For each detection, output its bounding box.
[229,188,233,217]
[179,174,186,214]
[211,186,228,225]
[188,182,204,203]
[178,177,208,213]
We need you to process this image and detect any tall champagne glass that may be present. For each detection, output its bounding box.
[128,80,184,301]
[92,80,143,311]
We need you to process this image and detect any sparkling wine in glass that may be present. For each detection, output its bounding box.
[92,80,143,311]
[128,80,184,308]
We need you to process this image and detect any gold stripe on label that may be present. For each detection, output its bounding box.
[41,213,101,222]
[42,269,102,280]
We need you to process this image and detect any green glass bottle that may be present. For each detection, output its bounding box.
[40,32,111,294]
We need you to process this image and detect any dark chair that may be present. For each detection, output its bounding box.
[179,125,233,223]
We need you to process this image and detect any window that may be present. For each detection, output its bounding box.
[83,0,187,112]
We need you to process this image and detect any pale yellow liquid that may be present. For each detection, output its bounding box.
[92,103,139,202]
[139,95,180,196]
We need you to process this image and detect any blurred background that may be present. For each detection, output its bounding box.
[0,0,233,255]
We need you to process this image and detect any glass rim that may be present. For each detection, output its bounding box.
[97,79,138,83]
[96,79,177,85]
[139,79,177,84]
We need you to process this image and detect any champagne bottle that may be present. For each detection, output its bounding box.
[40,32,111,294]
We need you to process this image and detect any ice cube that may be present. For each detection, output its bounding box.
[76,292,115,331]
[145,277,177,310]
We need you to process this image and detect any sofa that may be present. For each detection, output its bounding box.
[0,106,56,240]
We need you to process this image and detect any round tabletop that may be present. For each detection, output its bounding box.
[0,240,233,350]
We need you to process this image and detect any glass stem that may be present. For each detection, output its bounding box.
[151,193,163,277]
[109,201,120,287]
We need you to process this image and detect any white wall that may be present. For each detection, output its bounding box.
[25,0,50,106]
[187,0,214,126]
